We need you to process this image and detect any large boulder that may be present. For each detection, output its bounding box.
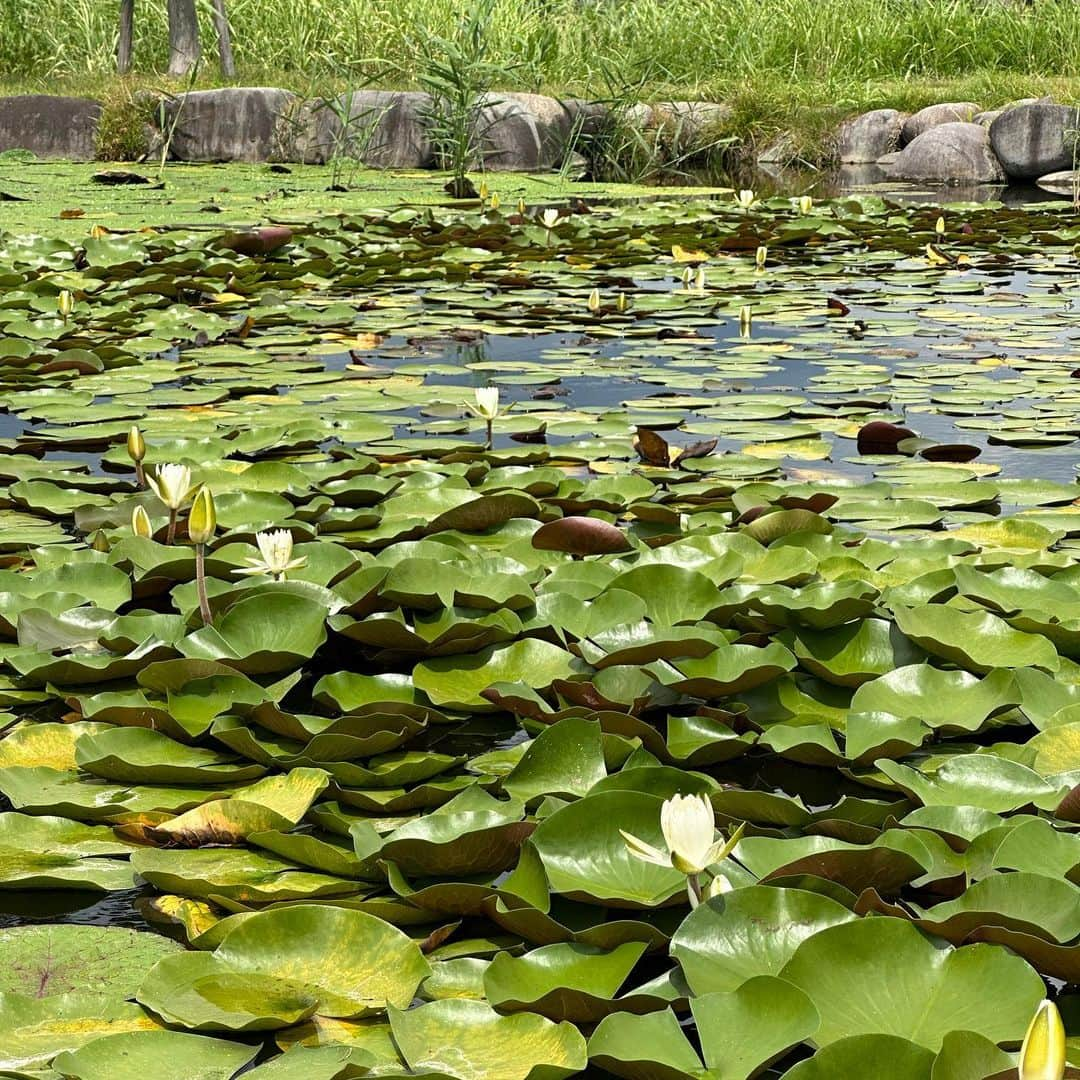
[900,102,980,145]
[990,102,1080,180]
[162,88,294,162]
[836,109,906,163]
[0,95,101,160]
[484,93,605,170]
[287,90,435,168]
[886,122,1005,183]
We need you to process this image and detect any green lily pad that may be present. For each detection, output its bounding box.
[52,1028,259,1080]
[779,917,1044,1049]
[389,998,588,1080]
[137,905,430,1031]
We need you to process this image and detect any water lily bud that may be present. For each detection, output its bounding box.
[704,873,733,900]
[541,209,559,229]
[90,224,108,239]
[126,425,146,464]
[517,197,526,215]
[479,178,489,200]
[616,292,628,313]
[936,215,946,235]
[799,194,813,215]
[58,290,74,320]
[587,288,601,314]
[681,266,694,286]
[735,189,755,209]
[489,192,500,211]
[755,245,768,271]
[740,305,753,336]
[89,529,110,553]
[694,266,707,291]
[1019,999,1066,1080]
[188,487,216,546]
[131,505,153,539]
[146,463,194,510]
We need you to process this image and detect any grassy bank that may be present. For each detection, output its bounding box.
[2,0,1080,162]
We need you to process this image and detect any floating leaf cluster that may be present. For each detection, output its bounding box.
[2,195,1080,1076]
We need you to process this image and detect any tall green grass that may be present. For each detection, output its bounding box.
[2,0,1079,161]
[3,0,1079,92]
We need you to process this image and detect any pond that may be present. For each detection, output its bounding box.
[0,189,1078,1078]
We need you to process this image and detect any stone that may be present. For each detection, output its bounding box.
[757,132,799,166]
[162,88,295,162]
[975,98,1044,128]
[624,100,731,153]
[900,102,980,145]
[886,122,1005,183]
[478,93,604,170]
[0,95,101,160]
[1036,169,1080,196]
[288,90,435,169]
[835,109,906,163]
[990,101,1080,180]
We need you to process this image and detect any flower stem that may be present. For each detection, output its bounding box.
[166,508,177,546]
[485,418,493,449]
[195,543,212,625]
[687,873,703,909]
[135,462,145,488]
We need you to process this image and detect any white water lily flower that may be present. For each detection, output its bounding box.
[1019,999,1066,1080]
[467,386,500,421]
[735,189,756,208]
[236,529,307,580]
[621,793,733,876]
[146,463,193,510]
[798,194,813,215]
[541,208,559,229]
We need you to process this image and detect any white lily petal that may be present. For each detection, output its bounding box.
[620,830,670,867]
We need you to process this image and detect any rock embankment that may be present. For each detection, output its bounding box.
[1,89,1077,191]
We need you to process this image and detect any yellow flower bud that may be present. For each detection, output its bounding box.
[587,288,601,314]
[127,426,146,464]
[755,245,768,271]
[1019,999,1066,1080]
[58,290,74,320]
[131,505,153,539]
[187,487,216,546]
